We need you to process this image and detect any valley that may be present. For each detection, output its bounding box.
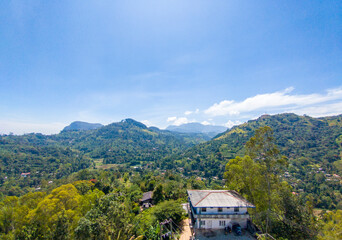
[0,113,341,239]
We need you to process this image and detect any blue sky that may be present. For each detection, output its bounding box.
[1,0,341,134]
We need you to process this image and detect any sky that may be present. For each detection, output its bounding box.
[0,0,341,134]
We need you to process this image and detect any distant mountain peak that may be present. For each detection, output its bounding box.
[121,118,147,129]
[166,122,227,137]
[62,121,103,132]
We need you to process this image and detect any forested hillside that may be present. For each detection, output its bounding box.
[53,118,210,165]
[0,114,341,239]
[0,119,208,196]
[62,121,104,131]
[0,168,194,240]
[0,134,92,196]
[164,113,342,209]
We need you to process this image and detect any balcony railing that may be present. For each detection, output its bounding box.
[192,212,250,218]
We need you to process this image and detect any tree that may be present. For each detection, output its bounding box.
[52,211,69,240]
[151,200,184,224]
[75,193,134,240]
[74,218,92,240]
[225,126,318,239]
[0,196,18,234]
[152,184,164,204]
[245,126,286,233]
[25,184,82,238]
[318,210,342,239]
[133,200,184,239]
[224,156,267,211]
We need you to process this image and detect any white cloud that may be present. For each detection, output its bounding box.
[167,117,192,126]
[201,121,211,125]
[167,116,177,122]
[173,117,190,126]
[290,101,342,117]
[224,120,243,128]
[141,120,152,126]
[184,109,200,115]
[205,87,342,117]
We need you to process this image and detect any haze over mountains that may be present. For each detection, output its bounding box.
[1,112,341,237]
[54,118,210,165]
[167,113,342,176]
[166,122,227,137]
[61,120,227,139]
[3,113,340,182]
[62,121,104,131]
[160,113,342,210]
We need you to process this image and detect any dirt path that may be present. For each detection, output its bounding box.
[179,218,192,240]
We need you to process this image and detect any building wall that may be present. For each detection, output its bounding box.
[195,215,249,229]
[196,207,248,215]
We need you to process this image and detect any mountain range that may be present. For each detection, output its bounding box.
[62,121,227,139]
[53,118,210,165]
[1,113,341,209]
[166,122,227,137]
[164,113,342,177]
[62,121,104,131]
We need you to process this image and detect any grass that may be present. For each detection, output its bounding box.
[94,159,119,169]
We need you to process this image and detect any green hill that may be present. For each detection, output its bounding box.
[164,113,342,209]
[0,119,208,196]
[53,118,209,165]
[62,121,104,131]
[1,114,341,208]
[166,113,342,175]
[0,133,92,196]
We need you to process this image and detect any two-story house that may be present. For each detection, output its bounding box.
[187,190,255,229]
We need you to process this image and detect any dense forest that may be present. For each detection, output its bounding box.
[0,119,208,197]
[164,113,342,209]
[0,113,341,239]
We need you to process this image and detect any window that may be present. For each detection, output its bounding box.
[219,220,226,226]
[218,207,223,212]
[234,207,239,212]
[202,207,207,212]
[200,220,205,226]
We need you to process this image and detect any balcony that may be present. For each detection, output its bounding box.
[192,212,250,219]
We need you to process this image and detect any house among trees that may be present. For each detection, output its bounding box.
[140,191,153,208]
[20,172,30,177]
[187,190,255,229]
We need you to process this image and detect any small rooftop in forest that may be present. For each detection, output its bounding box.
[140,191,153,202]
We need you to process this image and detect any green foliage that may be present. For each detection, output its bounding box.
[152,184,164,204]
[52,119,207,166]
[0,114,341,239]
[75,192,134,240]
[318,210,342,239]
[0,135,92,196]
[134,199,184,238]
[73,180,95,195]
[168,113,342,209]
[0,119,208,197]
[224,156,267,211]
[0,182,104,239]
[224,127,318,239]
[143,224,159,240]
[151,200,184,224]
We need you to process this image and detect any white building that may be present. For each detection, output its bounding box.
[187,190,255,229]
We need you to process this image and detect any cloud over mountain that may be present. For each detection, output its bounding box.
[204,87,342,118]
